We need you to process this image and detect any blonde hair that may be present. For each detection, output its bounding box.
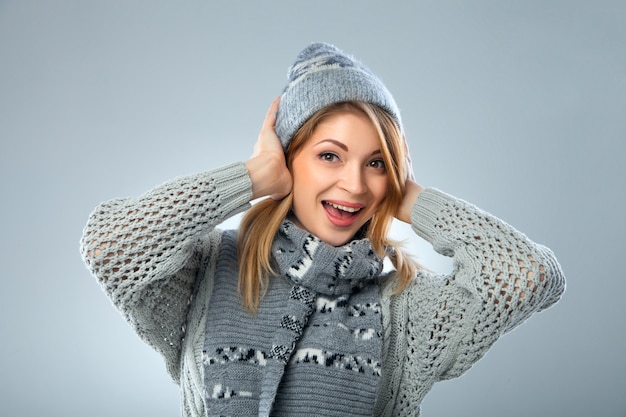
[238,101,419,312]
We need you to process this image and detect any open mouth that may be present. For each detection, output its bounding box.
[323,201,363,226]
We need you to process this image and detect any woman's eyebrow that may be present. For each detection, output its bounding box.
[317,139,382,156]
[318,139,348,151]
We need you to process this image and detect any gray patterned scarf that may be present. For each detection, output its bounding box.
[203,220,385,416]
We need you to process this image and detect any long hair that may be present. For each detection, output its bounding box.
[238,101,419,312]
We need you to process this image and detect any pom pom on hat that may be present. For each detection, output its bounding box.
[274,42,402,148]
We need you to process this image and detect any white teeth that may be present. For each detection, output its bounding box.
[325,202,361,213]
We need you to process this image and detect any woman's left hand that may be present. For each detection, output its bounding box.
[395,138,424,223]
[395,179,424,224]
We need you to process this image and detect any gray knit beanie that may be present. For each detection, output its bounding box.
[275,42,402,148]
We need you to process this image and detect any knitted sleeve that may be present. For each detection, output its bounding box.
[79,162,253,380]
[383,188,565,415]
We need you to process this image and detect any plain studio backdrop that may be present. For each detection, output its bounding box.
[1,1,624,416]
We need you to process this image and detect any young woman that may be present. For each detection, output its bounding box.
[80,43,565,416]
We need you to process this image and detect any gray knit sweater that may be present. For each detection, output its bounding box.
[80,162,565,416]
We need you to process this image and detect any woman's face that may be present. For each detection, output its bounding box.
[290,111,389,246]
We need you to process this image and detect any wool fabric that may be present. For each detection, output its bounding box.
[202,222,384,415]
[275,42,402,148]
[79,162,566,417]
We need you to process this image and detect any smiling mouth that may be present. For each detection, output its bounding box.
[324,201,362,213]
[323,201,363,226]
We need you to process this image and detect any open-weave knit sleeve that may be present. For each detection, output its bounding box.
[381,188,565,416]
[79,162,252,380]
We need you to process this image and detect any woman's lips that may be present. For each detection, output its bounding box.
[323,200,363,227]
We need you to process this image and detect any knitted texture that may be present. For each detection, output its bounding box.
[79,162,253,380]
[79,162,565,417]
[275,42,402,148]
[202,225,384,416]
[375,190,565,416]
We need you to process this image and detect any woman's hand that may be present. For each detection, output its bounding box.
[396,179,424,224]
[395,138,424,223]
[244,97,293,200]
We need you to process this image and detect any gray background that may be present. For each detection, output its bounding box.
[1,1,624,416]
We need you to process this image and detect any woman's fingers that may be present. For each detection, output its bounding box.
[262,96,280,131]
[252,97,283,158]
[403,136,416,182]
[245,97,292,200]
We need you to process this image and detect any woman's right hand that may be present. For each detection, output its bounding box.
[244,97,293,200]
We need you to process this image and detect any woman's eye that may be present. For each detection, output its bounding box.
[369,159,385,169]
[319,152,339,162]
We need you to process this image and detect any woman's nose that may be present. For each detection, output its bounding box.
[339,165,366,194]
